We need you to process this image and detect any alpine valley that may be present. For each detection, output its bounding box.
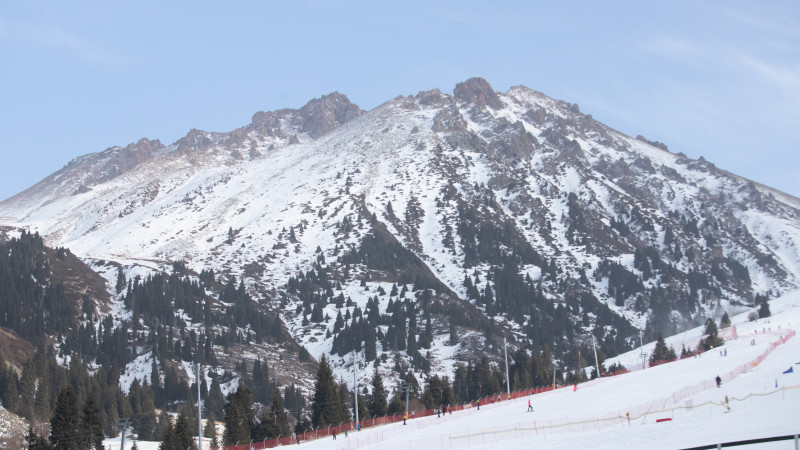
[1,77,799,445]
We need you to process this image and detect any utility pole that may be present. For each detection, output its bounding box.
[592,335,600,378]
[353,349,359,429]
[402,383,410,415]
[115,418,130,450]
[503,337,510,396]
[196,362,203,450]
[639,330,646,370]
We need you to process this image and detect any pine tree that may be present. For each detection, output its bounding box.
[449,318,458,345]
[759,299,771,318]
[364,327,377,362]
[368,371,388,417]
[158,418,177,450]
[206,373,225,419]
[156,410,172,442]
[34,365,53,421]
[80,393,105,450]
[173,410,195,450]
[203,413,219,447]
[26,425,53,450]
[719,311,731,328]
[223,386,253,445]
[422,375,456,409]
[310,354,347,428]
[19,359,37,419]
[115,268,126,294]
[132,382,157,441]
[1,365,19,412]
[699,319,724,351]
[50,385,81,448]
[252,359,272,405]
[649,333,677,365]
[252,390,291,440]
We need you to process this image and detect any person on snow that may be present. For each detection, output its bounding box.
[716,375,722,388]
[527,398,533,412]
[403,411,408,425]
[332,431,337,440]
[476,399,480,410]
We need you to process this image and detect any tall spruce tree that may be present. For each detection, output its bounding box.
[26,425,54,450]
[368,371,388,417]
[173,410,195,450]
[252,390,291,440]
[649,332,677,365]
[50,385,81,449]
[203,413,219,448]
[310,354,348,428]
[80,393,105,450]
[158,419,177,450]
[759,299,772,318]
[223,386,254,445]
[206,373,225,419]
[699,319,724,351]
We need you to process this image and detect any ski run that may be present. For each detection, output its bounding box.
[103,290,800,449]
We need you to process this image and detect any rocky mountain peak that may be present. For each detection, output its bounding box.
[296,91,362,138]
[453,77,504,110]
[249,92,362,140]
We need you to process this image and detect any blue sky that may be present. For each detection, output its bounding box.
[1,1,799,200]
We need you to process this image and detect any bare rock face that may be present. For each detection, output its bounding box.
[77,137,166,186]
[176,129,213,153]
[296,92,362,138]
[249,92,362,140]
[250,110,286,138]
[453,77,503,110]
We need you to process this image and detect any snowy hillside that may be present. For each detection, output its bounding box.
[311,292,800,449]
[105,290,800,449]
[3,77,800,394]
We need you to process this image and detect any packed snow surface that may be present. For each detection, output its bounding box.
[106,291,800,449]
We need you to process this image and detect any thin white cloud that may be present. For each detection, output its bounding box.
[723,7,800,42]
[638,35,709,61]
[735,52,800,94]
[0,17,130,67]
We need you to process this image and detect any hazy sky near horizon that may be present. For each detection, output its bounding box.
[1,1,798,200]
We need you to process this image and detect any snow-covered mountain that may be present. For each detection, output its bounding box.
[2,77,800,389]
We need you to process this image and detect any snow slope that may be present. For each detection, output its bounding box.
[310,293,800,450]
[5,78,800,400]
[104,291,800,449]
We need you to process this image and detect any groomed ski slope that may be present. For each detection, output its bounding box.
[106,291,800,449]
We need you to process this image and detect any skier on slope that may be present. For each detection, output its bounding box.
[527,398,533,412]
[715,375,722,388]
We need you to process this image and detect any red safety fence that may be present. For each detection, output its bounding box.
[626,329,796,419]
[211,329,799,449]
[209,373,638,448]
